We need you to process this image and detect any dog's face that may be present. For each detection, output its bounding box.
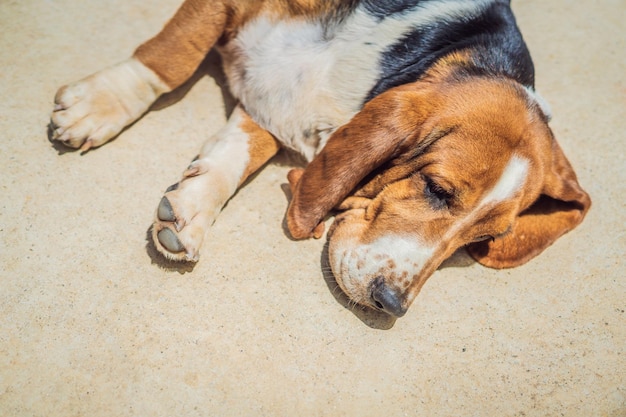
[326,96,545,316]
[287,74,590,317]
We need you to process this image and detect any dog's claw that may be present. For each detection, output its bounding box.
[185,250,199,262]
[52,126,65,138]
[80,139,94,152]
[157,228,185,254]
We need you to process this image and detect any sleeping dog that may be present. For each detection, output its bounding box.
[50,0,590,317]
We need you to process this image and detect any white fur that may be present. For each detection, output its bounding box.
[524,86,553,121]
[51,58,170,148]
[483,155,530,204]
[440,155,529,243]
[332,234,435,301]
[184,105,253,222]
[219,0,494,161]
[196,106,251,192]
[107,57,171,108]
[153,105,253,261]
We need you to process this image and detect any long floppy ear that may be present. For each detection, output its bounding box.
[467,137,591,268]
[286,86,437,239]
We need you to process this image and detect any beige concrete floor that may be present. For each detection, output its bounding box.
[1,1,624,416]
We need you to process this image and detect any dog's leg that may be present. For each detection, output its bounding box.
[50,59,170,151]
[50,0,229,151]
[152,105,281,261]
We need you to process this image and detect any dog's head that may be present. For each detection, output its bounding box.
[286,70,590,317]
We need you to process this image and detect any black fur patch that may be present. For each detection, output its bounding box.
[362,0,425,19]
[365,1,534,101]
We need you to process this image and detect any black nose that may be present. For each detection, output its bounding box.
[370,277,407,317]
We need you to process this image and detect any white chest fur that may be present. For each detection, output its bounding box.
[218,12,377,160]
[217,1,491,161]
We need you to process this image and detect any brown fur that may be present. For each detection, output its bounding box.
[134,0,229,89]
[288,59,590,284]
[238,113,281,185]
[286,81,442,239]
[467,138,591,268]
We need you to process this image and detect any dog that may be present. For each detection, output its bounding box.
[50,0,591,317]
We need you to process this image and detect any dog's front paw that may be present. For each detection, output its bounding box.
[50,58,168,151]
[51,81,129,151]
[151,159,231,262]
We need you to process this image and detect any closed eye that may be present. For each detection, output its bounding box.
[471,234,495,243]
[424,175,454,210]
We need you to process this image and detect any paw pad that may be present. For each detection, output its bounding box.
[156,228,185,254]
[157,197,176,222]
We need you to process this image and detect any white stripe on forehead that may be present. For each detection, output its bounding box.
[483,155,529,204]
[440,154,529,243]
